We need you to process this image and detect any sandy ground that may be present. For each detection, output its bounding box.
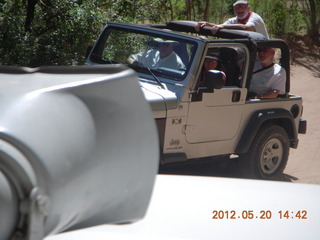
[284,63,320,184]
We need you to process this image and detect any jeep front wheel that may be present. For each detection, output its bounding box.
[239,124,289,180]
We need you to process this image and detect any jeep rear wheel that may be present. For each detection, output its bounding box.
[239,124,289,180]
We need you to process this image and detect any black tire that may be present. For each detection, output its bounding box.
[239,124,289,179]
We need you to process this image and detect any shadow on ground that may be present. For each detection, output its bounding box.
[158,157,298,182]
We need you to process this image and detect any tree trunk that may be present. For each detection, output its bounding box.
[204,0,210,21]
[25,0,38,32]
[308,0,319,36]
[168,0,174,21]
[186,0,192,20]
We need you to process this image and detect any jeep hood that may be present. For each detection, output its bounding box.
[140,81,179,118]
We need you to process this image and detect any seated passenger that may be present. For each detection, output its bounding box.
[128,38,185,70]
[250,47,286,99]
[197,54,225,88]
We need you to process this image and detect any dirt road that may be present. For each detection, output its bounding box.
[284,63,320,184]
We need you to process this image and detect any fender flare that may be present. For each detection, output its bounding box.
[236,108,298,153]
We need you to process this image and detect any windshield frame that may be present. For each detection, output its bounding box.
[88,24,198,82]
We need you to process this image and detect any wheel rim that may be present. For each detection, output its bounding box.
[259,138,283,175]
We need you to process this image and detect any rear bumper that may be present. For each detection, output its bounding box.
[299,119,307,134]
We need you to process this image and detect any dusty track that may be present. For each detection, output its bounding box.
[284,63,320,184]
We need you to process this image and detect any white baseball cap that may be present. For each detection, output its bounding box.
[233,0,249,6]
[154,38,178,45]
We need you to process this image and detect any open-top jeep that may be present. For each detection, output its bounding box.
[86,21,307,179]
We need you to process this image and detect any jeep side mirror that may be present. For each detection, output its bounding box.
[205,70,225,90]
[191,70,226,102]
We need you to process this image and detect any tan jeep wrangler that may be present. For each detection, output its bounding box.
[86,21,307,179]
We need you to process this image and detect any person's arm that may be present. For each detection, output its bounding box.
[258,66,286,99]
[256,68,286,99]
[194,21,216,32]
[258,89,280,99]
[127,52,144,65]
[210,22,255,34]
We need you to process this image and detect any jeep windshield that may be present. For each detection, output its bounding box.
[88,26,196,81]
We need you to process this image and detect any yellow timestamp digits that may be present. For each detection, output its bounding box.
[212,210,308,220]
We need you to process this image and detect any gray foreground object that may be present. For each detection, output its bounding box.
[0,65,159,240]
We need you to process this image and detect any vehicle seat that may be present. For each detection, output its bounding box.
[173,43,189,67]
[219,48,241,86]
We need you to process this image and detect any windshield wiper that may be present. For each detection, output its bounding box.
[127,64,165,89]
[147,68,165,89]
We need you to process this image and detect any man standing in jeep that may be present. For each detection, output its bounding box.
[194,0,269,38]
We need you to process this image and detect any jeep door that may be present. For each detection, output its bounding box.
[185,46,248,144]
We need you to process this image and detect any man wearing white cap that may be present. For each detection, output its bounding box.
[195,0,269,38]
[250,47,286,99]
[128,38,185,70]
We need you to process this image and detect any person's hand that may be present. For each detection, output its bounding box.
[194,22,211,32]
[127,57,141,66]
[210,25,223,35]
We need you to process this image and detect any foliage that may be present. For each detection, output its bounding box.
[0,0,107,66]
[287,4,304,33]
[269,1,289,37]
[297,0,320,36]
[0,0,319,66]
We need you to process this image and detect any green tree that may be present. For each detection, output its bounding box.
[0,0,107,66]
[0,0,318,66]
[298,0,320,36]
[269,0,288,37]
